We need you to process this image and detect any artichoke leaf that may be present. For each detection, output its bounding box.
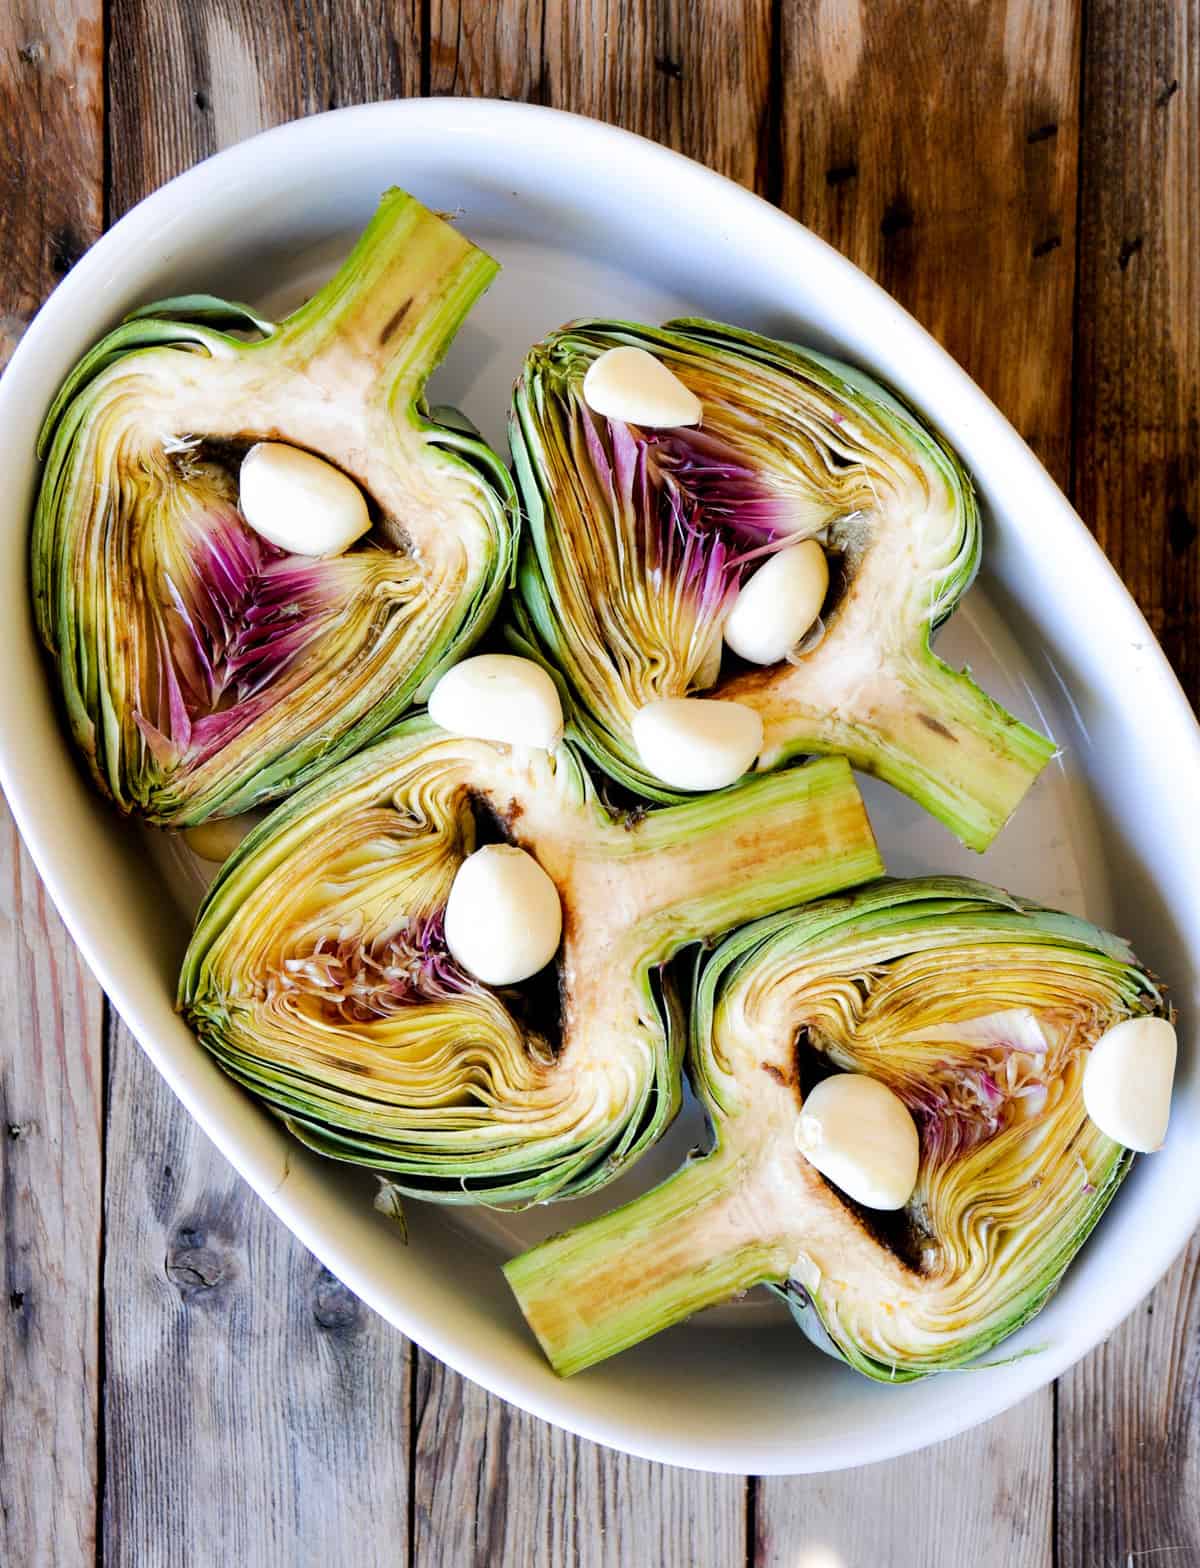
[511,319,1055,850]
[504,877,1166,1377]
[179,719,883,1207]
[33,189,517,826]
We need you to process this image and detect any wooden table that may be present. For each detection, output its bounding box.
[2,3,1197,1563]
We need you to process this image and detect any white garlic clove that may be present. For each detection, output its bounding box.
[631,696,763,792]
[428,654,564,751]
[183,813,261,864]
[582,345,703,428]
[238,442,371,558]
[723,539,830,666]
[1083,1015,1177,1152]
[443,844,563,987]
[794,1072,920,1211]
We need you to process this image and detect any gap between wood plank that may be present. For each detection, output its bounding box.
[94,999,112,1568]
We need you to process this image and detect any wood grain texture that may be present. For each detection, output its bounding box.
[429,0,772,187]
[1071,0,1200,703]
[102,1025,411,1568]
[107,0,420,219]
[1060,1241,1198,1561]
[780,0,1081,486]
[413,1358,744,1567]
[1057,2,1200,1562]
[1057,1242,1200,1567]
[0,5,105,1565]
[542,0,773,188]
[0,0,104,370]
[0,805,106,1568]
[429,0,546,101]
[756,1414,1054,1568]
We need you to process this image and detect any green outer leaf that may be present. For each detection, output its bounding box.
[772,1137,1135,1383]
[124,295,277,333]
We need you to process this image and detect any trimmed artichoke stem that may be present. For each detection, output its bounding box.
[269,188,496,394]
[503,1144,785,1377]
[869,652,1056,852]
[605,755,884,956]
[754,649,1056,853]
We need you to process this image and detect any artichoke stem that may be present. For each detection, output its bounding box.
[612,755,885,955]
[755,649,1056,853]
[503,1146,785,1377]
[272,187,498,393]
[862,649,1057,852]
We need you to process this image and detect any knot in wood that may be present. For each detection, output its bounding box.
[312,1269,361,1333]
[165,1224,233,1295]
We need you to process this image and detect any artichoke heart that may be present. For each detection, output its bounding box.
[178,720,883,1206]
[511,320,1055,850]
[505,878,1166,1375]
[33,189,516,825]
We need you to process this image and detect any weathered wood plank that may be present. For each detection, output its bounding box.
[1071,0,1200,704]
[429,0,772,188]
[429,0,546,102]
[412,8,770,1562]
[756,1419,1055,1568]
[540,0,774,189]
[757,2,1081,1556]
[101,7,420,1561]
[1057,1243,1200,1566]
[0,0,104,370]
[780,0,1081,485]
[102,1027,412,1567]
[413,1359,744,1566]
[108,0,420,218]
[0,808,106,1567]
[1057,1,1200,1561]
[0,5,106,1565]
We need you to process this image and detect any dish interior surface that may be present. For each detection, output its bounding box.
[2,102,1198,1474]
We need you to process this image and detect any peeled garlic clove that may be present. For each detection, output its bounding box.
[444,844,563,986]
[631,696,763,791]
[723,539,830,666]
[183,813,260,864]
[582,345,703,428]
[239,442,371,557]
[428,654,564,750]
[795,1072,920,1210]
[1083,1016,1177,1152]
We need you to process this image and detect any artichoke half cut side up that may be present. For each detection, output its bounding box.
[32,189,516,826]
[511,321,1056,851]
[504,878,1166,1376]
[178,720,883,1206]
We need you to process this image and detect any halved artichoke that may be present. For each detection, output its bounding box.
[505,877,1166,1375]
[33,189,515,825]
[178,720,882,1206]
[511,321,1055,850]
